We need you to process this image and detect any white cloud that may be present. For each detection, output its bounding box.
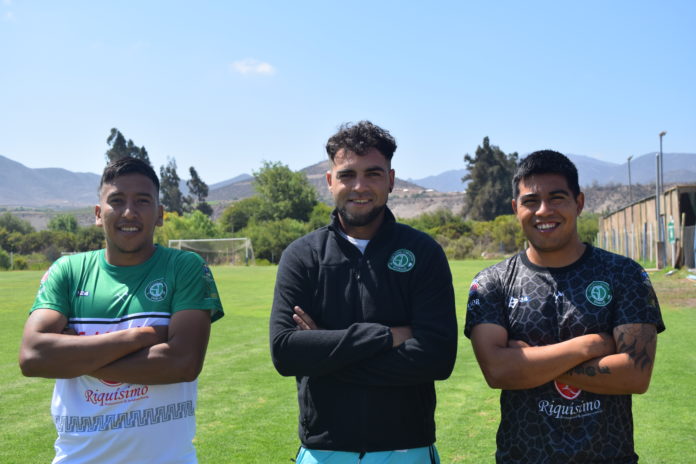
[230,59,276,76]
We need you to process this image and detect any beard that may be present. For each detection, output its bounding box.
[337,204,386,228]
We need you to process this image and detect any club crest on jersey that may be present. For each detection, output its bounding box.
[387,249,416,273]
[555,380,582,400]
[144,278,168,302]
[585,281,612,306]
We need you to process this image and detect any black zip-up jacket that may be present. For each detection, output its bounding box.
[270,208,457,452]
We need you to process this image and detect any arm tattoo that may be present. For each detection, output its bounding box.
[567,365,611,377]
[616,325,656,371]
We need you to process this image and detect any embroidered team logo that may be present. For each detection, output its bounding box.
[555,380,582,400]
[144,279,168,302]
[585,281,612,306]
[387,249,416,273]
[469,279,479,295]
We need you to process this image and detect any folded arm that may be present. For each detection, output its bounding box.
[90,309,211,385]
[19,308,167,379]
[555,323,657,394]
[470,323,615,390]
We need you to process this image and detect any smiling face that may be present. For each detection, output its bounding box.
[512,173,585,267]
[326,147,395,239]
[95,173,163,266]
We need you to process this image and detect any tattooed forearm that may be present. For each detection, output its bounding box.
[615,325,656,371]
[566,365,611,377]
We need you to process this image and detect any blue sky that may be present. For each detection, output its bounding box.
[1,1,694,185]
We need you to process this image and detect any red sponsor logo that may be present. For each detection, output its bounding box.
[99,379,123,387]
[554,380,581,400]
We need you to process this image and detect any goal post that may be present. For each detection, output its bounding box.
[168,238,255,266]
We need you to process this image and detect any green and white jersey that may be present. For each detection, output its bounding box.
[31,246,224,464]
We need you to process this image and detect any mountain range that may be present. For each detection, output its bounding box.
[1,152,694,209]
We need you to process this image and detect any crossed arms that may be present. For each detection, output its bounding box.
[269,244,458,387]
[19,308,211,385]
[470,322,658,394]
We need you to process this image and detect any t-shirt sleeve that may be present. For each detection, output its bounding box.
[30,258,72,316]
[171,252,225,322]
[612,261,665,333]
[464,265,508,338]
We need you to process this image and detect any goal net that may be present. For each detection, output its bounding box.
[168,238,255,266]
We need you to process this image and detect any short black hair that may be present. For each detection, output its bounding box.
[100,157,160,193]
[512,150,580,199]
[326,121,397,163]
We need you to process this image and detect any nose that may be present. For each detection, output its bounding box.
[536,199,554,216]
[352,174,369,192]
[122,200,138,218]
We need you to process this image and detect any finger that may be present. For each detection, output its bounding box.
[293,313,310,330]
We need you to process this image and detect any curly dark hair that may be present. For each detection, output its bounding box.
[512,150,580,199]
[325,121,397,163]
[100,156,160,193]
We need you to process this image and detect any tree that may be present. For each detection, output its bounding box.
[218,196,266,234]
[253,161,317,222]
[187,167,213,216]
[105,128,152,166]
[0,212,34,235]
[159,158,191,215]
[462,137,518,221]
[48,214,78,234]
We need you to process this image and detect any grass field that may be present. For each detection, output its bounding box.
[1,261,694,463]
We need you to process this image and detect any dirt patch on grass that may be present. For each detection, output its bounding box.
[649,270,696,309]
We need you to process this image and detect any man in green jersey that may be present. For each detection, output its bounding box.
[19,157,224,464]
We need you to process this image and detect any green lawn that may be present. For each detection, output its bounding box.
[1,262,694,463]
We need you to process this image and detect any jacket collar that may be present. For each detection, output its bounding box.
[329,206,396,241]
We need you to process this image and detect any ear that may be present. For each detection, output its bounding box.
[156,204,164,227]
[511,198,518,215]
[95,204,103,227]
[388,169,395,193]
[576,192,585,216]
[325,170,333,189]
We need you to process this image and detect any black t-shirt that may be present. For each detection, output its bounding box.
[465,245,665,464]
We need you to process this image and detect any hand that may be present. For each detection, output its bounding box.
[140,325,169,346]
[293,306,321,330]
[390,326,413,347]
[507,339,530,348]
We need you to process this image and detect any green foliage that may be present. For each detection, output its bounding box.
[218,197,266,234]
[253,161,317,222]
[105,128,152,166]
[47,214,78,234]
[578,212,600,244]
[239,218,307,263]
[463,137,518,220]
[75,226,105,251]
[155,210,220,245]
[0,212,34,234]
[307,202,334,231]
[159,158,192,215]
[0,248,10,269]
[187,167,213,217]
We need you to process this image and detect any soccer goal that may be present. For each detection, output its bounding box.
[168,238,255,266]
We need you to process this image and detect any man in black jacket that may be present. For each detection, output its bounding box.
[270,121,458,464]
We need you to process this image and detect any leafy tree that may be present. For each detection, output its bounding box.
[75,226,104,251]
[187,167,213,216]
[0,248,10,269]
[253,161,317,222]
[307,202,334,231]
[48,214,78,234]
[578,213,600,244]
[0,212,34,235]
[239,218,308,263]
[159,158,192,215]
[155,211,219,246]
[218,196,266,234]
[105,128,152,166]
[462,137,518,221]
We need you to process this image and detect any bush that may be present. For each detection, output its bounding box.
[0,248,10,269]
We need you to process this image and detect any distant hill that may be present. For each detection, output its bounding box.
[0,154,100,207]
[409,153,696,192]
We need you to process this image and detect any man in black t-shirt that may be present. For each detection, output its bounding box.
[465,150,664,463]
